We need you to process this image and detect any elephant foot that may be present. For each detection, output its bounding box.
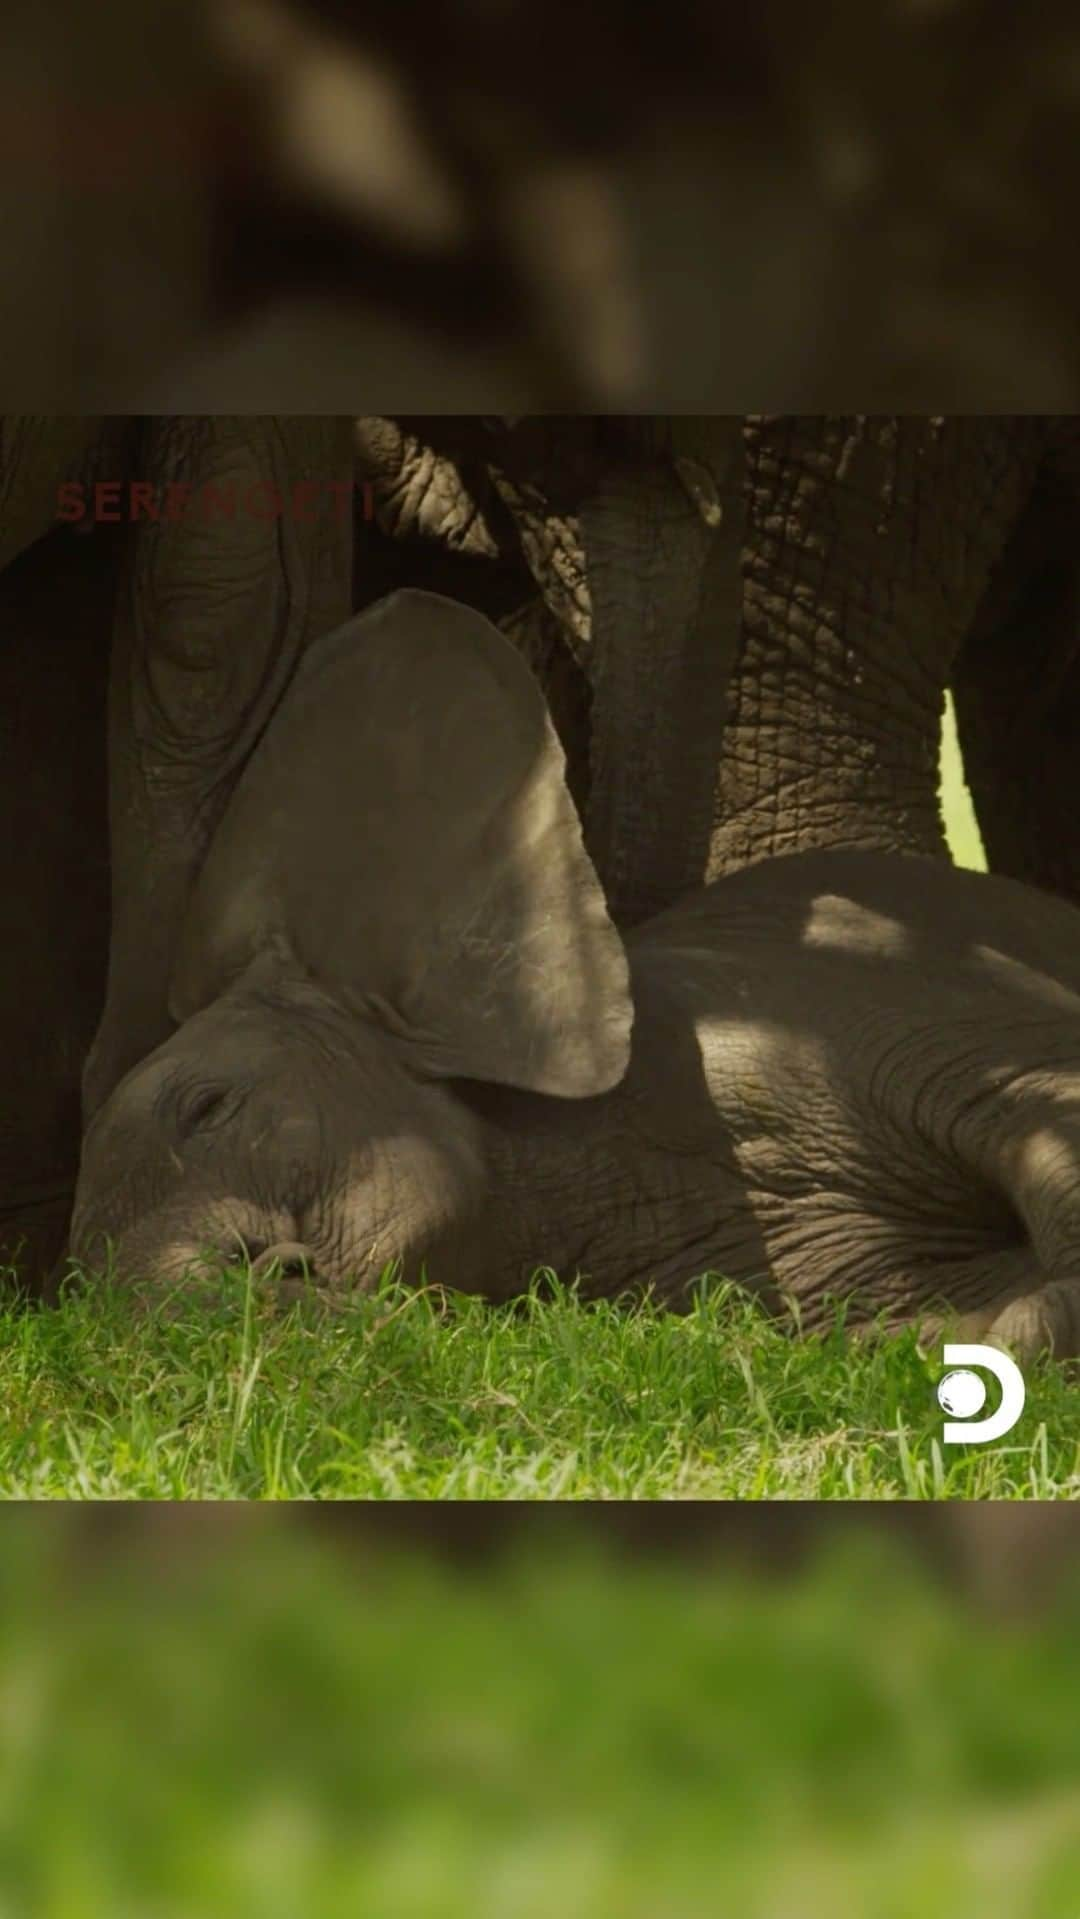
[985,1281,1080,1362]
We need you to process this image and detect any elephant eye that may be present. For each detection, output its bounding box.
[174,1084,233,1137]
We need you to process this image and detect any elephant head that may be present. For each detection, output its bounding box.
[70,589,634,1295]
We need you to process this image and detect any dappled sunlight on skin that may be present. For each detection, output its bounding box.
[802,893,914,960]
[71,835,1080,1348]
[802,863,1080,1354]
[783,851,1080,1000]
[642,848,1080,1350]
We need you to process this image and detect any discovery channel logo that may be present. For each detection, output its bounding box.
[937,1344,1026,1444]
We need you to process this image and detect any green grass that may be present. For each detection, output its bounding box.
[1,1272,1078,1498]
[1,1516,1079,1914]
[2,706,1063,1503]
[940,691,986,871]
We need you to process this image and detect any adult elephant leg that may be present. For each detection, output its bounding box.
[81,415,354,1121]
[711,415,1048,875]
[456,413,744,925]
[0,523,122,1291]
[952,440,1080,908]
[579,417,746,927]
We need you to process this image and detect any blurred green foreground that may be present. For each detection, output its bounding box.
[0,1512,1078,1918]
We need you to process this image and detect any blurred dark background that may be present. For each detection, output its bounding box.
[3,0,1078,409]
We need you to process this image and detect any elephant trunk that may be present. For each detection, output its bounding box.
[580,418,746,927]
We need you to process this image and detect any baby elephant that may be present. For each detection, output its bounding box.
[72,590,1080,1359]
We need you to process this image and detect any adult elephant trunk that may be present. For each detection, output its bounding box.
[354,413,748,926]
[580,418,746,926]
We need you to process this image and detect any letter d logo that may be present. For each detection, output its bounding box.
[937,1344,1026,1444]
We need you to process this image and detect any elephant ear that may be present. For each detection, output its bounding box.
[169,589,633,1096]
